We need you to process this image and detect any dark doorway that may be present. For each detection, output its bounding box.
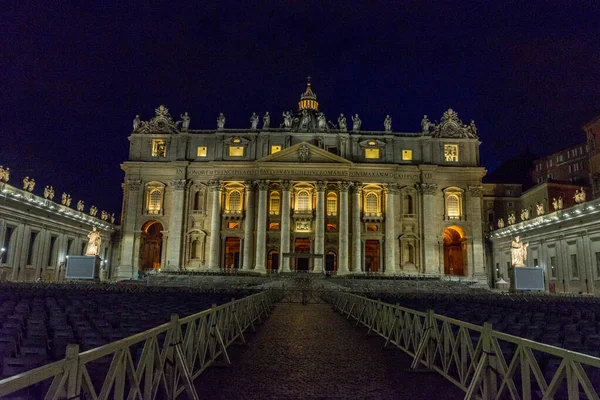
[224,237,241,269]
[325,251,336,272]
[268,250,279,272]
[295,238,310,271]
[365,240,380,272]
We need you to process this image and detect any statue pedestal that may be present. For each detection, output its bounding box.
[510,266,545,291]
[65,256,100,280]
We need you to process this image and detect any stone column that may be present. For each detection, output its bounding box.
[241,181,255,270]
[254,180,269,273]
[338,181,351,274]
[207,180,223,269]
[352,183,362,273]
[313,181,326,273]
[419,183,438,274]
[116,179,142,280]
[467,185,486,282]
[384,184,398,274]
[165,179,187,271]
[279,181,292,272]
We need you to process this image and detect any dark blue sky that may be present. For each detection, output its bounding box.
[2,1,600,218]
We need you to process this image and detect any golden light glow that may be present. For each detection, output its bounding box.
[402,149,413,161]
[227,222,240,229]
[271,145,281,154]
[229,146,244,157]
[152,139,167,157]
[365,148,380,159]
[269,222,280,230]
[444,144,459,162]
[197,146,207,157]
[232,138,241,143]
[368,141,376,146]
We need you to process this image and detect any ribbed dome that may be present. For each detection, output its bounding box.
[298,79,319,111]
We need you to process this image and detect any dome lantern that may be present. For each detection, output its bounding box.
[298,76,319,111]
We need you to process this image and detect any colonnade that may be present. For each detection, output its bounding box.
[206,179,400,274]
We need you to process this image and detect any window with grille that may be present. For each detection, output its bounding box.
[270,192,280,215]
[228,191,242,212]
[366,193,378,214]
[297,190,310,211]
[447,194,460,218]
[327,192,337,216]
[148,189,162,214]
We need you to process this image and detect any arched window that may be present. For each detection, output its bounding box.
[366,192,378,214]
[403,194,413,215]
[447,194,460,218]
[147,188,162,215]
[194,190,205,211]
[297,190,310,212]
[270,192,280,215]
[327,192,337,216]
[227,190,242,212]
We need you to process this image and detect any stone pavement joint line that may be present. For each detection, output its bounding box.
[195,303,464,399]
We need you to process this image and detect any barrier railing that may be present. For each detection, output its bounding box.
[329,291,600,400]
[0,291,274,399]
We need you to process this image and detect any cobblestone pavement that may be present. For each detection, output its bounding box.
[194,303,464,399]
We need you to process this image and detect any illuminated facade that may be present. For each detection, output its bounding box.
[115,82,486,281]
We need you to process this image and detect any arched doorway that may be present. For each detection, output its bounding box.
[267,250,279,272]
[443,226,465,276]
[325,251,337,273]
[139,221,163,271]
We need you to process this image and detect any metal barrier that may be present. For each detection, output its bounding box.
[0,291,274,400]
[329,291,600,400]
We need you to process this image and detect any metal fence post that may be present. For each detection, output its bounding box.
[481,322,495,398]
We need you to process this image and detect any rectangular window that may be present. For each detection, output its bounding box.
[533,258,539,267]
[326,223,337,231]
[365,148,380,159]
[48,236,58,267]
[229,146,244,157]
[197,146,207,157]
[269,222,280,230]
[26,232,38,265]
[550,256,556,278]
[227,222,240,229]
[327,147,339,155]
[2,226,14,263]
[571,254,579,278]
[271,145,281,154]
[402,149,413,161]
[152,139,167,157]
[444,144,459,162]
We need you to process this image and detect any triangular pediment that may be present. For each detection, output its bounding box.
[257,141,352,164]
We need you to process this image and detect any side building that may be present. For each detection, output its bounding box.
[0,179,117,281]
[115,82,487,282]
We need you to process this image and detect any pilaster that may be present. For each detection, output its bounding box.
[115,179,142,280]
[384,183,398,274]
[241,181,255,270]
[254,180,269,273]
[352,183,362,273]
[313,181,326,273]
[207,180,223,269]
[280,180,292,272]
[164,179,187,270]
[338,181,351,274]
[418,183,438,274]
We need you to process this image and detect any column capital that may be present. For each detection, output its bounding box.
[417,183,438,195]
[338,181,352,192]
[169,179,188,190]
[468,185,484,197]
[384,183,400,194]
[256,180,270,191]
[208,180,223,191]
[281,180,293,191]
[244,180,255,191]
[315,181,327,192]
[351,182,363,194]
[126,179,142,190]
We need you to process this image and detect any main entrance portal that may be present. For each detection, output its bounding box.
[294,238,310,271]
[224,237,241,269]
[443,226,465,276]
[365,240,380,272]
[139,221,163,271]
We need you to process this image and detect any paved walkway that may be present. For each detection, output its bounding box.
[195,304,464,399]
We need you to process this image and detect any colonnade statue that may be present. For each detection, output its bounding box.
[85,227,101,256]
[511,236,529,267]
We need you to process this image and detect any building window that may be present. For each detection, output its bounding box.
[365,192,378,214]
[402,149,413,161]
[403,194,414,215]
[197,146,207,157]
[297,190,310,212]
[550,256,557,278]
[152,139,167,157]
[271,145,281,154]
[194,190,205,212]
[146,185,164,215]
[367,224,378,232]
[326,223,337,231]
[327,147,339,155]
[444,144,459,162]
[365,148,380,159]
[571,254,579,278]
[229,146,244,157]
[227,222,240,229]
[446,193,461,219]
[227,190,242,212]
[269,222,280,230]
[269,192,280,215]
[327,192,337,216]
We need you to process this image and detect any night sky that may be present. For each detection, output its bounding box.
[2,1,600,220]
